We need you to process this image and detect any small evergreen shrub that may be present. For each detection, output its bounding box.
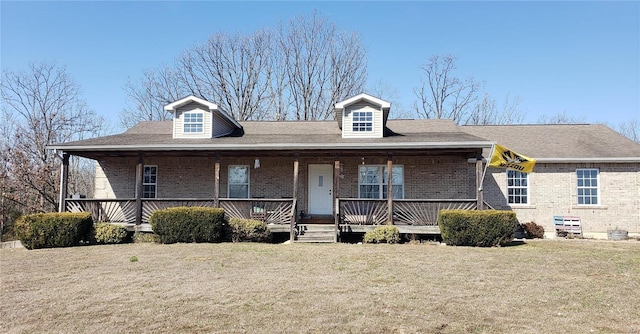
[132,231,160,243]
[438,210,516,247]
[363,225,400,244]
[150,207,226,244]
[227,218,272,242]
[521,221,545,239]
[15,212,93,250]
[93,223,129,244]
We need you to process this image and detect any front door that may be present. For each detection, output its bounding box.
[308,164,333,215]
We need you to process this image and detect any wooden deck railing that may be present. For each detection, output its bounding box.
[67,198,137,224]
[65,198,295,225]
[336,198,483,226]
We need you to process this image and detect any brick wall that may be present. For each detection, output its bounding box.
[95,155,639,235]
[484,163,640,235]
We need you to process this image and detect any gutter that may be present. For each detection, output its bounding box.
[471,157,640,164]
[47,141,494,152]
[534,157,640,163]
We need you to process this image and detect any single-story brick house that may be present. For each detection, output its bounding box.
[49,93,640,241]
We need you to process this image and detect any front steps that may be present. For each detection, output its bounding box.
[296,224,337,243]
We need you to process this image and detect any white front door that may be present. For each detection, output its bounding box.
[308,164,333,215]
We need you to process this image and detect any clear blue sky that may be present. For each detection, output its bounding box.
[2,1,639,132]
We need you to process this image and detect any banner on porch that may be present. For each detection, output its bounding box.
[488,144,536,173]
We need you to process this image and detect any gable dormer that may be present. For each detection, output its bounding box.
[334,93,391,139]
[164,95,241,139]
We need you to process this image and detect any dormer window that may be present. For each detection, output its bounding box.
[184,112,204,133]
[353,111,373,132]
[334,93,390,139]
[164,95,242,139]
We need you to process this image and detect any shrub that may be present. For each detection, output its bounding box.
[132,232,160,243]
[438,210,516,247]
[93,223,129,244]
[150,207,226,244]
[227,218,272,242]
[15,212,93,250]
[363,225,400,244]
[521,222,544,239]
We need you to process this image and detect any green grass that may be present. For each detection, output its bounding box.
[1,240,638,333]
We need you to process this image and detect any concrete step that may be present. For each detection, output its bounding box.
[296,225,336,243]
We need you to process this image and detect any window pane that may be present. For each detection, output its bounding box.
[360,185,379,199]
[229,185,248,198]
[507,170,528,204]
[229,166,248,183]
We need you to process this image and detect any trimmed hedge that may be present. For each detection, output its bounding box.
[94,223,129,244]
[438,210,516,247]
[363,225,401,244]
[227,218,272,242]
[150,207,226,244]
[15,212,93,250]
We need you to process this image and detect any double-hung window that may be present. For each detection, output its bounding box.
[228,165,249,198]
[577,169,599,205]
[358,165,403,199]
[507,170,528,204]
[183,112,203,133]
[142,165,157,198]
[352,111,373,132]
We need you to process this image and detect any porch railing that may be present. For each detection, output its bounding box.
[337,198,482,226]
[67,198,137,224]
[66,198,295,225]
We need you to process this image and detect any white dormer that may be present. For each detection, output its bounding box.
[164,95,242,139]
[334,93,391,139]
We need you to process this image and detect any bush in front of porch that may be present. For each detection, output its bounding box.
[15,212,93,249]
[438,210,517,247]
[363,225,401,244]
[226,218,272,243]
[150,207,226,244]
[93,223,129,244]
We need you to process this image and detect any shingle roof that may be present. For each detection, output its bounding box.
[463,124,640,160]
[49,120,640,162]
[51,119,490,150]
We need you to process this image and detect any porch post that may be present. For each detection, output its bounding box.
[58,152,69,212]
[214,154,220,208]
[290,154,299,242]
[333,158,340,242]
[135,153,144,225]
[476,158,484,210]
[386,153,393,224]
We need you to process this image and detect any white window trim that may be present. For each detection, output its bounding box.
[183,112,204,133]
[142,165,158,199]
[507,170,529,205]
[228,165,250,199]
[352,111,373,132]
[358,165,404,199]
[576,168,600,205]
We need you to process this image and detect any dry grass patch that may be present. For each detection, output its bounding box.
[1,240,639,333]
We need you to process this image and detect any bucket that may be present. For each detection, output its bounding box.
[607,229,628,240]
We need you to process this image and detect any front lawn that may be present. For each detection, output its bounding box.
[1,240,638,333]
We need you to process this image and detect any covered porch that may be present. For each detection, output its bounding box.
[57,148,491,242]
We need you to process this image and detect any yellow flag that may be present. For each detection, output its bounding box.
[489,144,536,173]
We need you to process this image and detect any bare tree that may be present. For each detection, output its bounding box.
[367,79,412,119]
[537,111,586,124]
[122,11,367,123]
[281,11,366,120]
[617,119,639,143]
[465,93,525,125]
[177,30,274,121]
[413,55,478,123]
[120,66,186,128]
[0,62,103,213]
